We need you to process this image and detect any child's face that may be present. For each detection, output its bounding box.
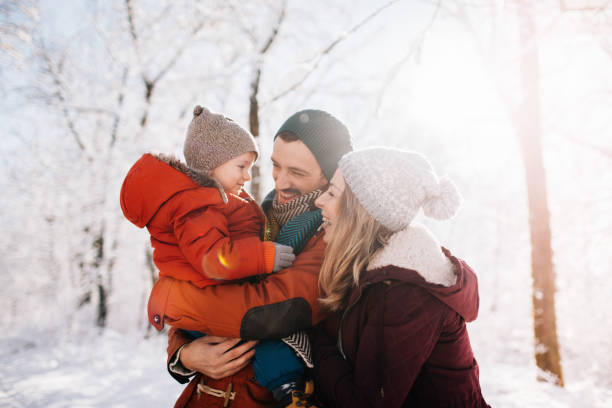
[210,152,256,195]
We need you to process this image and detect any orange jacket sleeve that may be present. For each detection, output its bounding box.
[148,232,329,339]
[172,196,274,280]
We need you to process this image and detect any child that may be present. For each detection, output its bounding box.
[120,105,306,406]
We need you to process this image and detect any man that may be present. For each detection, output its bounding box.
[147,109,353,407]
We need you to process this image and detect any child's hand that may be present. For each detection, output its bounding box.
[272,244,295,272]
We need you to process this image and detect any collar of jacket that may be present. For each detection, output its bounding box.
[365,223,456,287]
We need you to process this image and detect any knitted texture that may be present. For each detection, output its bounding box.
[271,189,322,228]
[339,147,461,232]
[275,210,322,255]
[282,331,313,368]
[183,105,258,173]
[275,109,353,180]
[261,189,323,253]
[260,189,322,369]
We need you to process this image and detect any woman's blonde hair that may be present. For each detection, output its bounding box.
[318,184,392,312]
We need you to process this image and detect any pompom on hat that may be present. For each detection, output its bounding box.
[184,105,259,173]
[339,147,461,232]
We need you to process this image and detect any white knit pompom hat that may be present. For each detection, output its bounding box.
[338,147,461,232]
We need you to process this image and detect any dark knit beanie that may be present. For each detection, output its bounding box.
[184,105,259,173]
[274,109,353,180]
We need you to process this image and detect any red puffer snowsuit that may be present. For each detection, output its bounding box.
[120,153,276,288]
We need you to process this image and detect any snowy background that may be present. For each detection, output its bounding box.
[1,0,611,407]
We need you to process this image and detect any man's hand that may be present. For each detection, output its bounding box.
[180,335,257,380]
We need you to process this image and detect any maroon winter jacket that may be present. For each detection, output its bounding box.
[312,226,489,408]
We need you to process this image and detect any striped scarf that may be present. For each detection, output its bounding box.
[271,189,323,228]
[261,189,323,367]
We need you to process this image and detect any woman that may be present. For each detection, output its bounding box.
[311,147,489,407]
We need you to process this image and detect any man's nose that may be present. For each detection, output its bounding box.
[275,171,290,190]
[244,170,251,182]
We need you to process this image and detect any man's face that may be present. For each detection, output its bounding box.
[271,137,328,204]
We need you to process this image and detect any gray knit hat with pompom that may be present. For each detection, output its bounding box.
[184,105,258,173]
[339,147,461,232]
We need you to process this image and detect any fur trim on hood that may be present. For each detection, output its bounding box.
[151,152,228,203]
[367,223,456,287]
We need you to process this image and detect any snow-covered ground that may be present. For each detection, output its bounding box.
[1,327,610,407]
[476,348,612,408]
[0,329,183,408]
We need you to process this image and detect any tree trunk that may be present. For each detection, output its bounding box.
[92,228,108,327]
[249,68,262,201]
[247,1,286,202]
[516,1,564,386]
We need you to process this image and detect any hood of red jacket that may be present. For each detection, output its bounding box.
[120,153,225,228]
[362,224,479,322]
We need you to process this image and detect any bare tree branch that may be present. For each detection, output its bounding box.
[259,3,285,56]
[227,2,259,44]
[560,0,612,12]
[137,15,207,128]
[566,135,612,159]
[110,66,129,146]
[63,105,118,117]
[249,0,287,201]
[38,44,88,154]
[0,0,39,67]
[151,19,206,85]
[124,0,139,44]
[265,0,401,105]
[375,0,442,112]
